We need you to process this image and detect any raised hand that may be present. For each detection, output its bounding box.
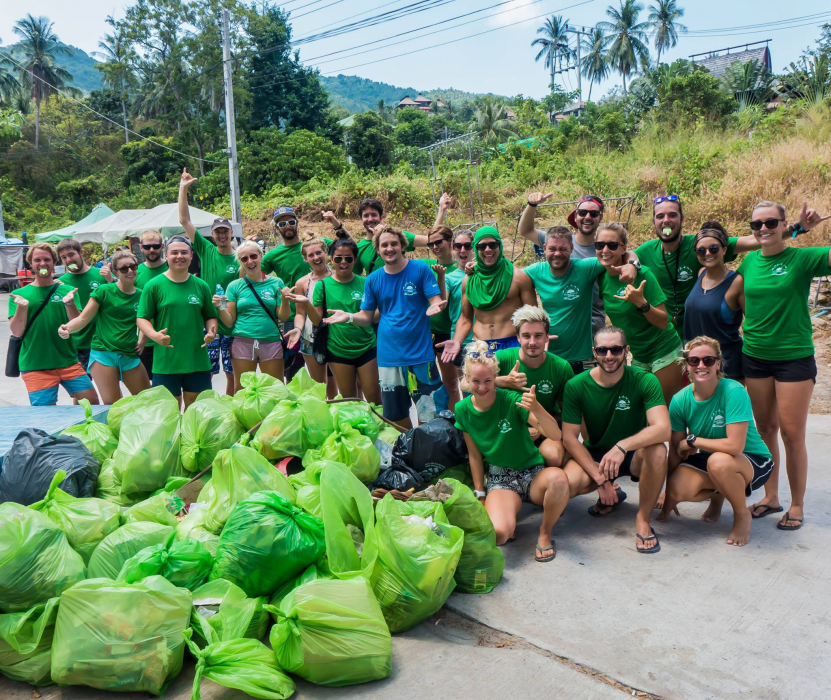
[437,338,460,363]
[527,192,554,207]
[156,327,173,348]
[613,263,637,284]
[100,263,112,281]
[439,192,453,211]
[180,167,197,189]
[62,288,77,305]
[10,294,29,308]
[426,299,447,317]
[615,280,647,307]
[798,201,831,231]
[321,210,339,226]
[505,360,528,391]
[431,264,446,278]
[58,324,70,340]
[323,309,351,325]
[515,384,539,412]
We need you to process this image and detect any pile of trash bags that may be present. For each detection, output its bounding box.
[0,368,504,697]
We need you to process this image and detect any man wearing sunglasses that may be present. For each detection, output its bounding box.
[136,229,168,379]
[561,327,670,554]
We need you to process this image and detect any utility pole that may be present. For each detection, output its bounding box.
[221,8,242,227]
[0,195,5,240]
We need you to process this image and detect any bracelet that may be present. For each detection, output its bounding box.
[615,443,627,455]
[333,222,343,231]
[348,313,354,324]
[791,223,806,239]
[527,200,538,207]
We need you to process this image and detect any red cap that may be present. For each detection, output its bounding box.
[567,195,604,229]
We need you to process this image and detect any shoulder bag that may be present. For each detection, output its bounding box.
[6,284,59,378]
[243,277,288,353]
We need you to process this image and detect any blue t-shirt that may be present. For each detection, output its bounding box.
[362,260,441,367]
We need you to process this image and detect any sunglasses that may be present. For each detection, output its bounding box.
[426,239,448,249]
[686,355,718,367]
[654,194,680,204]
[476,241,500,252]
[453,242,473,251]
[749,218,785,231]
[468,351,495,359]
[576,209,601,218]
[238,254,260,262]
[116,263,137,273]
[594,241,622,251]
[333,255,354,264]
[594,345,626,356]
[695,244,722,256]
[140,243,162,250]
[276,219,297,228]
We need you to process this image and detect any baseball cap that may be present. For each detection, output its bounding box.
[211,218,233,232]
[272,206,296,220]
[567,195,604,229]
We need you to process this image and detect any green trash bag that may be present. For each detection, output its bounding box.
[96,459,146,507]
[306,426,380,484]
[203,444,295,534]
[51,575,192,695]
[119,539,213,591]
[30,470,121,564]
[287,366,326,399]
[268,561,334,613]
[61,398,118,463]
[122,491,184,527]
[106,392,139,438]
[432,463,475,489]
[376,425,402,445]
[190,579,269,648]
[288,459,340,519]
[153,475,191,494]
[87,521,175,580]
[318,461,378,581]
[252,393,333,460]
[113,387,182,495]
[176,508,220,557]
[211,491,325,597]
[184,629,295,700]
[330,401,380,441]
[371,496,463,633]
[0,597,59,686]
[0,503,86,613]
[267,577,392,687]
[412,478,504,594]
[181,391,245,473]
[231,372,294,430]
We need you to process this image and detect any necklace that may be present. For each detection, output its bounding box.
[701,270,728,294]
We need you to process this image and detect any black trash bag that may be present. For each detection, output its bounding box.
[0,429,100,506]
[371,463,424,492]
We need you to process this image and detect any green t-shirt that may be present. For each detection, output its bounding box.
[634,235,739,329]
[226,276,286,343]
[136,262,168,347]
[261,240,332,317]
[137,274,217,374]
[598,267,681,364]
[193,232,239,336]
[446,267,473,344]
[90,284,142,356]
[525,257,605,363]
[454,388,543,471]
[495,348,574,417]
[8,283,81,372]
[430,260,457,335]
[562,366,665,448]
[312,275,376,359]
[353,232,416,276]
[669,379,770,456]
[738,246,831,361]
[58,267,108,350]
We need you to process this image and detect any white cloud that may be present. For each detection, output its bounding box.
[488,0,541,28]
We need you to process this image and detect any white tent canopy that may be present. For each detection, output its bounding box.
[35,203,116,243]
[73,204,242,245]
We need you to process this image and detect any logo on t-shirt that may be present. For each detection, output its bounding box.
[498,418,512,434]
[351,291,364,301]
[537,379,554,395]
[187,294,200,305]
[677,266,694,282]
[225,264,237,274]
[562,284,581,301]
[615,396,631,411]
[89,281,101,290]
[50,293,63,303]
[403,281,417,297]
[616,285,627,297]
[261,289,274,300]
[133,302,140,312]
[711,410,726,429]
[771,263,788,276]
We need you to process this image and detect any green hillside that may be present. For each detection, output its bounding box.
[0,42,102,93]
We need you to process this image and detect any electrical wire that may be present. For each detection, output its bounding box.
[291,0,348,20]
[683,11,831,35]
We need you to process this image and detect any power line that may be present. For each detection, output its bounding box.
[683,11,831,35]
[291,0,348,20]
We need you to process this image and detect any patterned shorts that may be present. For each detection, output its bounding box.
[207,333,234,375]
[487,463,546,502]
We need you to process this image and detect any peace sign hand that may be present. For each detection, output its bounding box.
[798,201,831,232]
[527,192,554,207]
[615,280,647,307]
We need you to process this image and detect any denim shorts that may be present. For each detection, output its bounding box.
[88,349,141,379]
[378,361,442,422]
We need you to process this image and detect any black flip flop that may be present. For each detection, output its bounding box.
[636,527,661,554]
[777,511,804,531]
[588,487,627,517]
[750,504,784,519]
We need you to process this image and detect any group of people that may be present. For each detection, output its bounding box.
[8,169,830,560]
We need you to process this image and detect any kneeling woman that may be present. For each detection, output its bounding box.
[660,336,773,546]
[454,340,569,563]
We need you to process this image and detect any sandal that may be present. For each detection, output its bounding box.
[636,528,661,554]
[750,503,783,519]
[777,511,804,531]
[535,543,556,562]
[588,487,627,517]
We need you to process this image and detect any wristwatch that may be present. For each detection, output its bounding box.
[626,259,642,272]
[637,301,651,313]
[332,222,344,231]
[686,434,697,446]
[473,489,486,499]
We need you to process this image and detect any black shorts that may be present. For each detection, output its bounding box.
[326,345,377,368]
[680,450,774,496]
[432,332,451,354]
[140,345,154,379]
[76,348,91,375]
[152,370,212,396]
[587,445,636,480]
[742,353,817,383]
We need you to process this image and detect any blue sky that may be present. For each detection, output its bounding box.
[1,0,828,101]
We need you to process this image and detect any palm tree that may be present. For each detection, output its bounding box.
[599,0,651,94]
[531,15,574,92]
[647,0,686,65]
[94,29,134,143]
[12,14,76,148]
[475,98,518,145]
[581,27,610,101]
[721,59,775,110]
[444,98,454,119]
[377,98,385,118]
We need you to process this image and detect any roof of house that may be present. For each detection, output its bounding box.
[414,94,430,103]
[398,96,419,106]
[692,46,771,78]
[505,108,517,119]
[560,101,586,115]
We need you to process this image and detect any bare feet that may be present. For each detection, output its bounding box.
[535,534,555,561]
[701,494,725,523]
[726,509,752,546]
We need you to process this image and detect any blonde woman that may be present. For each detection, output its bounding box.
[213,240,292,391]
[453,340,570,563]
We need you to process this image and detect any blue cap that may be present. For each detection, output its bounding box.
[272,206,296,220]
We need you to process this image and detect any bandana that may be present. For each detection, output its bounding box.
[567,195,604,229]
[466,227,513,311]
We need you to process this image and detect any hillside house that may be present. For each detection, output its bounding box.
[690,40,772,78]
[398,94,445,112]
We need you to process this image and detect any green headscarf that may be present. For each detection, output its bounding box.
[466,226,514,311]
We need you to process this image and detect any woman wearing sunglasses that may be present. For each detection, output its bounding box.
[454,340,570,563]
[213,240,292,392]
[446,229,475,347]
[427,225,461,411]
[660,337,773,546]
[58,249,151,404]
[738,200,831,531]
[683,224,744,381]
[595,223,684,403]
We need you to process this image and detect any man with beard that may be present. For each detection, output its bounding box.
[136,229,168,379]
[179,169,238,394]
[561,327,670,553]
[439,226,536,363]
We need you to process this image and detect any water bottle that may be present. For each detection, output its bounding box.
[216,284,227,310]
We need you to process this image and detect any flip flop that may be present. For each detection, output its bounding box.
[750,503,784,519]
[777,511,804,531]
[587,487,627,517]
[535,543,556,562]
[636,528,661,554]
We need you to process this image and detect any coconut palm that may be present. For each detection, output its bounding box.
[12,14,77,148]
[532,15,574,92]
[94,29,135,143]
[474,98,518,145]
[581,27,610,101]
[647,0,686,65]
[599,0,651,94]
[0,38,22,106]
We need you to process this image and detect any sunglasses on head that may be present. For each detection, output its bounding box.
[453,242,472,250]
[749,218,785,231]
[141,243,162,250]
[594,241,622,251]
[686,355,718,367]
[426,239,448,249]
[695,244,722,256]
[333,255,354,264]
[594,345,626,356]
[468,351,495,359]
[476,241,500,252]
[276,219,297,228]
[576,209,601,218]
[654,194,680,204]
[238,253,260,262]
[116,263,137,273]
